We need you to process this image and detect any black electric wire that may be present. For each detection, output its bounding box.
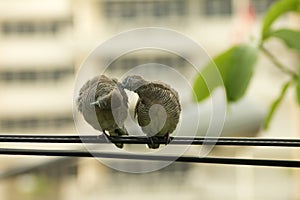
[0,148,299,168]
[1,134,300,147]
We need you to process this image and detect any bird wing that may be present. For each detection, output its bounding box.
[95,76,116,99]
[77,78,95,113]
[151,81,179,97]
[134,98,151,128]
[134,98,141,119]
[150,81,180,106]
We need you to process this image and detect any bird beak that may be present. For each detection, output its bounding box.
[90,101,99,106]
[122,77,131,89]
[121,82,126,88]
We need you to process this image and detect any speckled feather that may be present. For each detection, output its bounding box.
[134,81,181,147]
[77,75,128,148]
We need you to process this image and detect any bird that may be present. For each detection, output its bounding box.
[76,75,128,148]
[122,75,181,149]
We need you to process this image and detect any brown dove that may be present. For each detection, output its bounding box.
[122,75,181,149]
[77,75,128,148]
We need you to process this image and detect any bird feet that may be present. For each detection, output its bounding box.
[163,133,171,145]
[148,136,160,149]
[100,131,123,147]
[101,131,111,142]
[147,134,171,149]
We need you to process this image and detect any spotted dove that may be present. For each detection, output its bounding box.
[77,75,128,148]
[122,75,181,149]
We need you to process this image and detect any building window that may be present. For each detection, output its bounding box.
[152,1,170,17]
[0,68,74,83]
[121,2,138,18]
[0,116,73,131]
[0,20,72,36]
[203,0,232,16]
[105,54,187,73]
[252,0,277,14]
[103,0,187,21]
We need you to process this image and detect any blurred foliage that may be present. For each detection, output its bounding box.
[268,29,300,51]
[262,0,300,39]
[297,67,300,104]
[263,80,292,129]
[193,44,258,102]
[193,0,300,129]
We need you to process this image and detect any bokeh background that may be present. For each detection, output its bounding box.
[0,0,300,199]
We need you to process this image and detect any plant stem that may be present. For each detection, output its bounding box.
[263,80,292,129]
[260,45,298,79]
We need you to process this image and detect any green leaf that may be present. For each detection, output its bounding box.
[262,0,300,40]
[193,50,231,101]
[296,69,300,104]
[193,61,224,102]
[263,80,292,129]
[270,29,300,51]
[225,45,258,101]
[193,44,258,102]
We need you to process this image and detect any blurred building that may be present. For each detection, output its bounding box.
[0,0,277,133]
[1,0,300,200]
[0,0,74,134]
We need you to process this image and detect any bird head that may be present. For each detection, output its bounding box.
[121,75,148,91]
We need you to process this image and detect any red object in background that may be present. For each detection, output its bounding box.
[231,1,256,44]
